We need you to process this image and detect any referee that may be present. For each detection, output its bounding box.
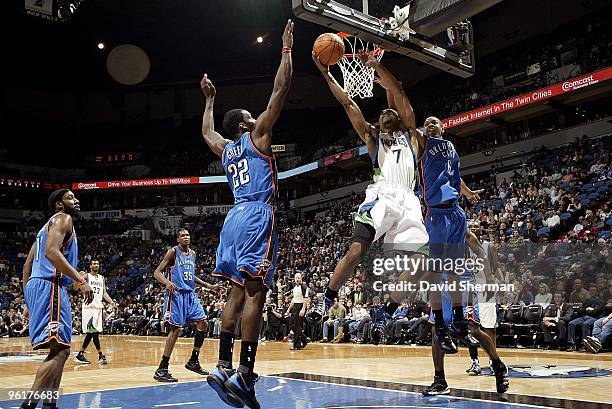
[288,272,310,350]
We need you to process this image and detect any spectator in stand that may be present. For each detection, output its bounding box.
[569,279,590,303]
[385,300,411,344]
[567,285,605,351]
[584,299,612,354]
[541,293,573,350]
[320,298,346,343]
[534,283,553,307]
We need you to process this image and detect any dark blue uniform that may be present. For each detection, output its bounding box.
[163,246,206,327]
[420,136,468,324]
[25,213,77,349]
[213,132,278,289]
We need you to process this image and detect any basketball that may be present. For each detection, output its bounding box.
[313,33,345,66]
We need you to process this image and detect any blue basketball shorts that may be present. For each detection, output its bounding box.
[163,289,206,327]
[424,204,468,269]
[25,277,72,350]
[213,201,278,289]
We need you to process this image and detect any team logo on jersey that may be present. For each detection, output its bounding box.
[45,321,62,334]
[260,259,272,272]
[482,365,612,378]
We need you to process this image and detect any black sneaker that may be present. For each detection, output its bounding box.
[74,352,91,365]
[154,368,178,382]
[99,355,108,365]
[492,361,509,394]
[185,360,209,375]
[302,337,311,349]
[435,326,458,354]
[207,365,243,408]
[225,371,260,409]
[422,376,450,396]
[450,320,480,348]
[309,296,333,321]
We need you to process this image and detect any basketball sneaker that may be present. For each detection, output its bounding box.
[492,361,509,394]
[466,361,481,376]
[185,360,209,375]
[207,365,244,408]
[309,296,333,321]
[449,320,480,348]
[225,370,260,409]
[74,352,91,365]
[434,326,458,354]
[422,376,450,396]
[99,355,108,365]
[153,368,178,382]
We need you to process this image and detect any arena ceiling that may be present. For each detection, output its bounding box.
[4,0,609,91]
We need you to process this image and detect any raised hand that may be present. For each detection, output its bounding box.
[200,73,216,98]
[312,51,329,74]
[282,19,294,48]
[356,49,378,68]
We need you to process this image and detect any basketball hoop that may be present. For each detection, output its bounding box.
[337,33,384,99]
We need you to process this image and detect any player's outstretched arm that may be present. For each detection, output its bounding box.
[200,74,230,158]
[460,179,484,204]
[45,214,93,303]
[22,242,36,291]
[153,248,178,292]
[312,53,376,153]
[359,52,416,131]
[252,19,294,154]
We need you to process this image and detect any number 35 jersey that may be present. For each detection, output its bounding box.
[222,132,278,205]
[168,247,196,291]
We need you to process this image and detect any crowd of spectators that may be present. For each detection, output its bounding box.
[1,132,611,353]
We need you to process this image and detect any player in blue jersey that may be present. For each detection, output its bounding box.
[200,20,293,409]
[152,228,220,383]
[418,117,509,395]
[20,189,93,409]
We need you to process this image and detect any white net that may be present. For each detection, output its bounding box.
[337,35,384,99]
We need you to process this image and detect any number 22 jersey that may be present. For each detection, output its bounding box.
[222,132,277,205]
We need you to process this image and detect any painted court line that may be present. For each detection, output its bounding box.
[154,402,199,407]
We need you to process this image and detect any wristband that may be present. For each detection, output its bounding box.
[282,47,291,54]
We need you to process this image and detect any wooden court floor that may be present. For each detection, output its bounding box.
[2,335,612,406]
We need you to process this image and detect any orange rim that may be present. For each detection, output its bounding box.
[337,32,383,59]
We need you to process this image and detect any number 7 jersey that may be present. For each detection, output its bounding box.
[222,132,278,205]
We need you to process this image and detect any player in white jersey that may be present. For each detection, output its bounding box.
[464,221,505,380]
[311,51,429,317]
[74,259,116,365]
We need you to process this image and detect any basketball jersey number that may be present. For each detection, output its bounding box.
[183,271,193,282]
[35,237,42,261]
[393,149,401,163]
[227,159,250,189]
[93,287,101,295]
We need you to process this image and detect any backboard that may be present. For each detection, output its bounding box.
[293,0,502,78]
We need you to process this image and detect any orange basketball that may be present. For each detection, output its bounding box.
[313,33,345,66]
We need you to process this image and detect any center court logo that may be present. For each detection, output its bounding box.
[483,365,612,378]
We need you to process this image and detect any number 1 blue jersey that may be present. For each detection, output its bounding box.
[419,136,461,207]
[222,132,277,205]
[168,246,196,291]
[30,213,78,287]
